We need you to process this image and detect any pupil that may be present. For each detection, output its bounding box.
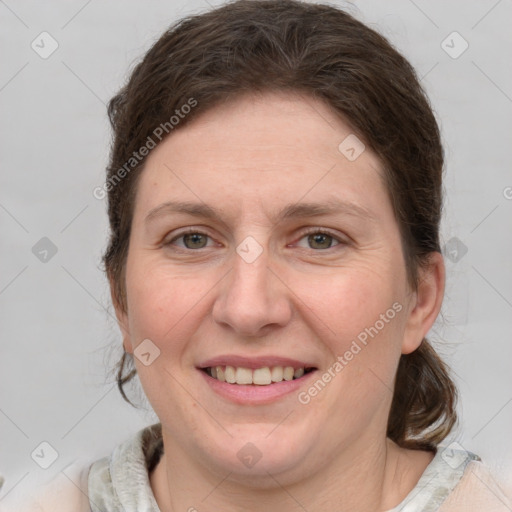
[183,233,332,250]
[184,233,206,248]
[309,233,331,249]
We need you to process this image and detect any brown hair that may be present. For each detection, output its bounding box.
[102,0,457,451]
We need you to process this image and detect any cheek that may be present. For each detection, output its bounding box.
[300,264,404,343]
[125,259,210,348]
[298,271,405,439]
[124,263,208,424]
[295,265,406,399]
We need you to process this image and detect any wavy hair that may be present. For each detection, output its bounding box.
[103,0,457,451]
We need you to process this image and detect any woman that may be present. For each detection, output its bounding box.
[15,0,511,510]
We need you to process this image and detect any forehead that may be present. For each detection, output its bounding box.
[133,92,391,224]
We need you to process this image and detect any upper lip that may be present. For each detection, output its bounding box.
[198,355,317,370]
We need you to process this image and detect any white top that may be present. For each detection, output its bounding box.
[4,423,512,511]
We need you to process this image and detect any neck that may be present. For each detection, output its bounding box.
[150,430,434,512]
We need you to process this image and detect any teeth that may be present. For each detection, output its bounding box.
[235,367,253,385]
[253,367,272,385]
[225,365,236,383]
[294,368,304,378]
[283,367,294,381]
[271,366,283,382]
[207,365,311,385]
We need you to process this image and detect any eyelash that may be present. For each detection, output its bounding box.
[164,227,346,252]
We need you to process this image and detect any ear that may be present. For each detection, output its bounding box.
[108,274,134,354]
[401,251,445,355]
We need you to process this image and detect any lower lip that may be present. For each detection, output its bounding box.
[198,369,317,405]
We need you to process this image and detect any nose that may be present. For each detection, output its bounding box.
[212,244,292,338]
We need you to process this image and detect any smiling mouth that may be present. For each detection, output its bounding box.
[201,365,317,385]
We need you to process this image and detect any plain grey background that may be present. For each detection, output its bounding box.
[1,0,511,503]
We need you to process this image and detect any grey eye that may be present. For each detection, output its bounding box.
[182,233,209,249]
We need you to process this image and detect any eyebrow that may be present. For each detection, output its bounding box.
[144,199,376,226]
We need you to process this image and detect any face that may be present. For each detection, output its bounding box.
[115,92,435,483]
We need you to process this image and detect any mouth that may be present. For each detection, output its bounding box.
[197,355,319,404]
[200,365,317,385]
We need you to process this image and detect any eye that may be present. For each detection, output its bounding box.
[295,229,344,250]
[164,227,346,252]
[165,229,215,250]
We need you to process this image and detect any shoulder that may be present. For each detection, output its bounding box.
[1,424,162,512]
[439,459,512,512]
[1,461,92,512]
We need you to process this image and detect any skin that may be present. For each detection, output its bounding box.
[112,91,445,512]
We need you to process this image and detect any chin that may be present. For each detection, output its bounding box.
[200,423,318,482]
